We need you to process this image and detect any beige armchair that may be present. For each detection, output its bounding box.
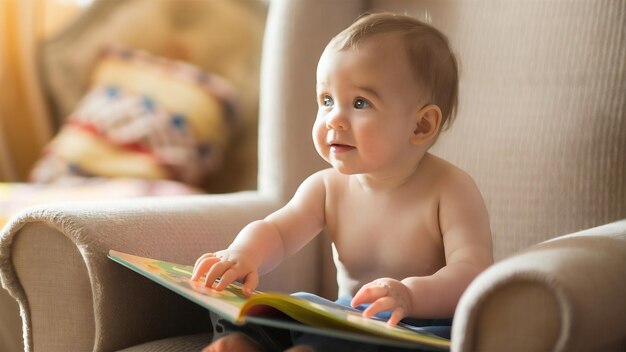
[1,0,625,351]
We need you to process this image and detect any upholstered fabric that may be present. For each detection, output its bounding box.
[454,220,626,351]
[0,287,20,352]
[1,194,313,350]
[0,0,624,351]
[116,333,213,352]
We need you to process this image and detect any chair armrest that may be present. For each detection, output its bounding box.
[452,220,626,352]
[0,192,321,352]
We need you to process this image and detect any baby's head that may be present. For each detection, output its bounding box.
[314,13,459,175]
[327,12,459,130]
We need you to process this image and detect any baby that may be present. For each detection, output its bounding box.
[193,12,493,352]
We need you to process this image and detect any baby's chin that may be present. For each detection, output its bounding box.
[315,149,364,175]
[327,161,363,175]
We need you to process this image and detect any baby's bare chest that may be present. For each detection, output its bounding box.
[325,194,446,281]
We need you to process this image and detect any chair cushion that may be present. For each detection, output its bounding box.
[116,333,213,352]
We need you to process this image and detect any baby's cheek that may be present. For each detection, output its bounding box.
[312,126,328,156]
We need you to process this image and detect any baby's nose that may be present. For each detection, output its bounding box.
[326,110,348,130]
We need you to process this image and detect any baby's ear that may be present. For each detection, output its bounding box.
[411,104,442,145]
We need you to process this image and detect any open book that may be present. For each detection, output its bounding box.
[108,250,451,351]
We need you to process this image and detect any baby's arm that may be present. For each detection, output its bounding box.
[191,171,327,295]
[352,173,493,323]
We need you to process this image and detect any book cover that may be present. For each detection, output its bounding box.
[108,250,450,351]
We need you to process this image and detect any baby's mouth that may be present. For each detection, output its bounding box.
[330,143,355,153]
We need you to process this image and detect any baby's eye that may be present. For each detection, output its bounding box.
[353,98,370,109]
[322,95,334,107]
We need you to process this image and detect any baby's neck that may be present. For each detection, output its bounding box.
[354,153,431,192]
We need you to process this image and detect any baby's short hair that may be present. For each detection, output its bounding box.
[329,12,459,129]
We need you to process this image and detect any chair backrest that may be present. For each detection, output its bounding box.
[259,0,625,295]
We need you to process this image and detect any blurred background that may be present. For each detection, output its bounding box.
[0,0,268,220]
[1,0,268,350]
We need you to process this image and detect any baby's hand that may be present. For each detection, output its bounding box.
[351,278,411,326]
[191,249,259,296]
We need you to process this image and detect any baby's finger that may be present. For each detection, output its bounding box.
[351,284,390,307]
[215,268,240,291]
[242,271,259,296]
[193,253,216,271]
[204,260,234,288]
[362,296,395,318]
[190,256,220,281]
[387,307,405,326]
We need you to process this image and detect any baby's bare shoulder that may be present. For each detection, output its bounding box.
[423,154,479,194]
[313,168,349,186]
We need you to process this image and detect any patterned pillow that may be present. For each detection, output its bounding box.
[30,46,240,187]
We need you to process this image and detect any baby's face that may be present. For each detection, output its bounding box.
[313,35,425,175]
